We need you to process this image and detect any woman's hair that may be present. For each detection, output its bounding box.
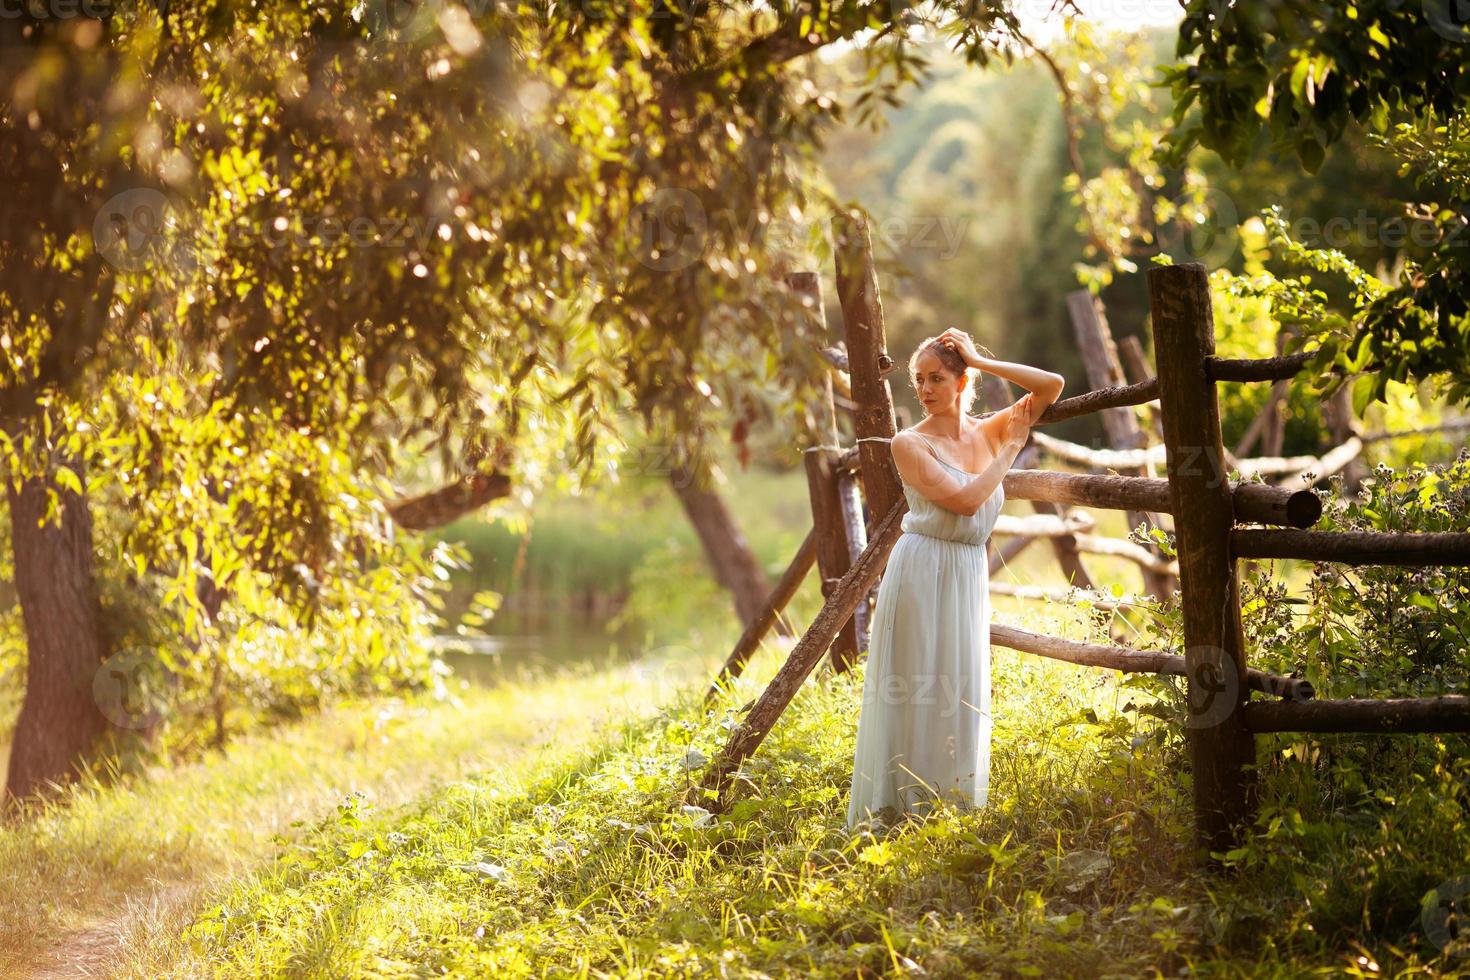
[909,335,994,416]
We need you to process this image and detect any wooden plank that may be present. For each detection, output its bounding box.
[805,447,859,672]
[992,511,1097,539]
[1232,528,1470,566]
[988,580,1148,609]
[834,451,1323,529]
[1243,696,1470,733]
[1204,350,1316,382]
[1030,430,1168,469]
[1042,378,1159,424]
[998,469,1322,529]
[1272,436,1363,489]
[990,624,1313,701]
[1149,261,1258,857]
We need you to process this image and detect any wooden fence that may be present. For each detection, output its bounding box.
[697,215,1470,861]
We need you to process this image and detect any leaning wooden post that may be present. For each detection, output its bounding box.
[831,212,903,538]
[1148,262,1258,860]
[699,499,908,805]
[805,447,860,672]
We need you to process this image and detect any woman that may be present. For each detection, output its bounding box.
[846,328,1065,829]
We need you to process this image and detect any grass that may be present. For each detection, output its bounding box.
[100,593,1468,979]
[0,652,692,978]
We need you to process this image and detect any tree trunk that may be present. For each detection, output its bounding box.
[669,462,790,636]
[4,466,111,808]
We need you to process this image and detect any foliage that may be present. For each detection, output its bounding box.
[1160,2,1470,410]
[1270,454,1470,700]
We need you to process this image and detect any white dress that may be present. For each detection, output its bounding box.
[846,431,1005,828]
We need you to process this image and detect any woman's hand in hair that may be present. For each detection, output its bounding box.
[936,328,983,368]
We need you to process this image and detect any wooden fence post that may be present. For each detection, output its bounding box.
[1067,291,1176,598]
[1148,262,1258,859]
[787,271,873,659]
[832,212,903,538]
[805,447,860,672]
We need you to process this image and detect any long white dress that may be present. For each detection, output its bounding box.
[846,431,1005,828]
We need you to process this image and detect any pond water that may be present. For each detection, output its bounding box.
[431,615,644,687]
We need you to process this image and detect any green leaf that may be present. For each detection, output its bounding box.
[53,466,82,494]
[1297,137,1325,174]
[1351,373,1378,416]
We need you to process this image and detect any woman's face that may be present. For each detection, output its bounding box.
[912,349,964,416]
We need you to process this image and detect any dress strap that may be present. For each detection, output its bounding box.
[910,431,949,467]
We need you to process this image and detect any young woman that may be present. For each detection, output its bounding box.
[847,328,1065,829]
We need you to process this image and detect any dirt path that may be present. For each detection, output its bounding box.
[26,883,195,980]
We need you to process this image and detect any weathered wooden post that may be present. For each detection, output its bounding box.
[788,271,870,662]
[805,447,860,671]
[1118,335,1164,440]
[1148,262,1258,859]
[831,212,903,539]
[1068,291,1176,598]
